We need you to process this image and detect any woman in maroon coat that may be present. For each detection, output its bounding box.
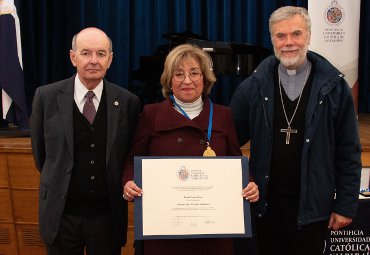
[122,44,259,255]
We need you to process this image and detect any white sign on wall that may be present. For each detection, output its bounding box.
[308,0,361,88]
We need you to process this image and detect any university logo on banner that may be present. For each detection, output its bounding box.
[0,0,28,129]
[324,1,345,26]
[308,0,361,109]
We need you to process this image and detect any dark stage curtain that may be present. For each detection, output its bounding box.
[16,0,369,113]
[359,1,370,112]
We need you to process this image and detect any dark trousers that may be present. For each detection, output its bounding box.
[256,194,328,255]
[46,214,122,255]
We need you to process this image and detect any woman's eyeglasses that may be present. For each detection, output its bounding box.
[172,70,203,82]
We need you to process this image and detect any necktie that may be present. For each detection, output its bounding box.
[83,91,96,124]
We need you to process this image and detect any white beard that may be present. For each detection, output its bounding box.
[275,44,309,69]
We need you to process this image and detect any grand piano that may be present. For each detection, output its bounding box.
[132,33,272,106]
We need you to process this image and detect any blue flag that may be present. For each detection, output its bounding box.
[0,0,28,129]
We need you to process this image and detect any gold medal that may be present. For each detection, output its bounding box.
[203,146,216,157]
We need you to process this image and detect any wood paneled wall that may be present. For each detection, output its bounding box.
[0,138,135,255]
[0,113,369,255]
[0,138,45,255]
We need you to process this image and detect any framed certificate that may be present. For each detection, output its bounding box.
[134,156,252,240]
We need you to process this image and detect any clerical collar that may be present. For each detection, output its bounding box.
[172,95,203,119]
[278,59,312,101]
[279,59,309,76]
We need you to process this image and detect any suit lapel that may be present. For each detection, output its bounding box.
[57,78,75,159]
[105,81,120,166]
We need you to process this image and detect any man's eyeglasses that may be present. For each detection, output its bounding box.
[172,70,203,82]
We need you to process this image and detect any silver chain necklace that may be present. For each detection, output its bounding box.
[278,68,310,145]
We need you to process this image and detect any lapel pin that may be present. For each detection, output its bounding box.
[114,101,119,106]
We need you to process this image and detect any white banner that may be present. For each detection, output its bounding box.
[308,0,361,88]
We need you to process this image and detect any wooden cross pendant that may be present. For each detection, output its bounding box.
[280,126,298,145]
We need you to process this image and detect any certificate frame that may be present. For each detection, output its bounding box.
[134,156,252,240]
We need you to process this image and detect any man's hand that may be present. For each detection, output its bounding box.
[328,212,352,230]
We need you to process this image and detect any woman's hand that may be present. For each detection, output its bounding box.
[123,180,143,202]
[242,181,259,202]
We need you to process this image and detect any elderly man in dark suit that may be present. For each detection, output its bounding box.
[30,27,140,255]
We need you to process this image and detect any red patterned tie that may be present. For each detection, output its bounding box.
[83,91,96,124]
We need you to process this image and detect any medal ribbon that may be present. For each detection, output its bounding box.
[170,95,213,145]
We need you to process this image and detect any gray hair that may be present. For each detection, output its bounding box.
[269,6,311,39]
[71,29,113,53]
